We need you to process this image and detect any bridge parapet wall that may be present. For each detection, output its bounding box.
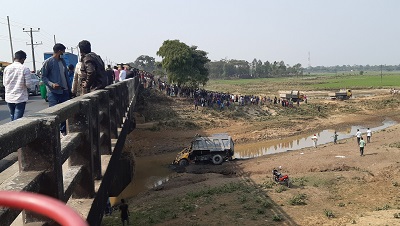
[0,77,140,225]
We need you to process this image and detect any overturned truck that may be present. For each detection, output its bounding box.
[173,133,235,166]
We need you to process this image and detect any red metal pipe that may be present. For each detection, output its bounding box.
[0,191,88,226]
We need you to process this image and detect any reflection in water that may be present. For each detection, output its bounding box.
[234,119,396,159]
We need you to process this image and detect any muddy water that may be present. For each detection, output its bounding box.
[234,119,396,159]
[110,152,176,204]
[113,119,396,203]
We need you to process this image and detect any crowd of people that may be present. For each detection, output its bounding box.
[2,41,152,135]
[155,79,304,111]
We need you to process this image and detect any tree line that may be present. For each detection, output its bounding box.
[207,59,303,79]
[305,64,400,74]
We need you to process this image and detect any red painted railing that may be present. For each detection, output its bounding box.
[0,191,88,226]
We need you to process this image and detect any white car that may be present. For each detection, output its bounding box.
[27,73,40,96]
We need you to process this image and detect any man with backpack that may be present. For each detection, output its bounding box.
[78,40,107,93]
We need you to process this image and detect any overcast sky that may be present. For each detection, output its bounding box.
[1,0,399,70]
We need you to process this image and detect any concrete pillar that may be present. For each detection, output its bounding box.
[68,99,95,197]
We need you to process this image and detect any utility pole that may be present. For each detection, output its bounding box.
[67,46,78,54]
[23,28,42,73]
[7,16,14,62]
[53,35,56,45]
[381,64,383,83]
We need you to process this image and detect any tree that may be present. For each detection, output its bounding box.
[223,62,236,77]
[206,60,224,78]
[132,55,156,72]
[263,61,271,77]
[157,40,210,86]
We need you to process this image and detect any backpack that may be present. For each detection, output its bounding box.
[84,53,107,90]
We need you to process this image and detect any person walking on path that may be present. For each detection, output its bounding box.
[3,50,32,121]
[119,199,130,226]
[366,128,372,143]
[333,131,338,144]
[359,137,366,156]
[311,134,318,148]
[355,129,361,145]
[41,43,70,135]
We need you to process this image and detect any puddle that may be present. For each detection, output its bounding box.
[234,119,396,159]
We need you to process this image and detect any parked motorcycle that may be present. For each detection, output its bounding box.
[272,169,290,187]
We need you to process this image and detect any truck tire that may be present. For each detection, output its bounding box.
[212,154,223,165]
[179,159,189,166]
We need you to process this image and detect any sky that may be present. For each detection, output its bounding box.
[1,0,399,71]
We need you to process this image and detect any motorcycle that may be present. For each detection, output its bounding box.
[272,169,290,187]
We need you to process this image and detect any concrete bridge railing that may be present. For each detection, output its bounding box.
[0,76,140,225]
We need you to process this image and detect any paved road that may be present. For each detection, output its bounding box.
[0,96,49,125]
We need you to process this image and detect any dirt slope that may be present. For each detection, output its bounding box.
[104,88,400,226]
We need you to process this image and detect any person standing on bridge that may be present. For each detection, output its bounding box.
[78,40,107,93]
[41,43,70,136]
[3,50,32,121]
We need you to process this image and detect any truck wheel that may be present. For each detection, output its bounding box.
[179,159,189,166]
[212,154,223,165]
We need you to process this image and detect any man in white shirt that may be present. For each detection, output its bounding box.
[366,128,372,143]
[311,134,318,148]
[355,129,362,145]
[3,50,32,121]
[119,65,126,81]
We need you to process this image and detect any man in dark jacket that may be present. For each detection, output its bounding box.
[105,65,115,85]
[78,40,107,92]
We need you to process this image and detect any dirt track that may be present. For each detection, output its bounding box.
[104,88,400,226]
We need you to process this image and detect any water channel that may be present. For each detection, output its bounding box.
[113,119,397,203]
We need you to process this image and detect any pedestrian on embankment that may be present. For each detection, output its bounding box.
[311,134,318,148]
[119,199,130,226]
[356,129,361,145]
[359,137,366,156]
[333,131,338,144]
[366,128,372,143]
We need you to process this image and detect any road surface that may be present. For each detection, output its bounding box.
[0,96,49,126]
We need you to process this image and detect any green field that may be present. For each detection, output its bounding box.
[204,72,400,95]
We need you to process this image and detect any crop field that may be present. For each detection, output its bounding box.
[205,71,400,95]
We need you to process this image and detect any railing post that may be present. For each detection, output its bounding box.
[81,94,101,180]
[68,99,95,197]
[19,115,63,224]
[114,83,124,128]
[105,86,118,139]
[97,90,111,155]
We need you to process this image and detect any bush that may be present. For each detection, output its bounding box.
[272,214,283,221]
[288,194,307,205]
[324,209,335,218]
